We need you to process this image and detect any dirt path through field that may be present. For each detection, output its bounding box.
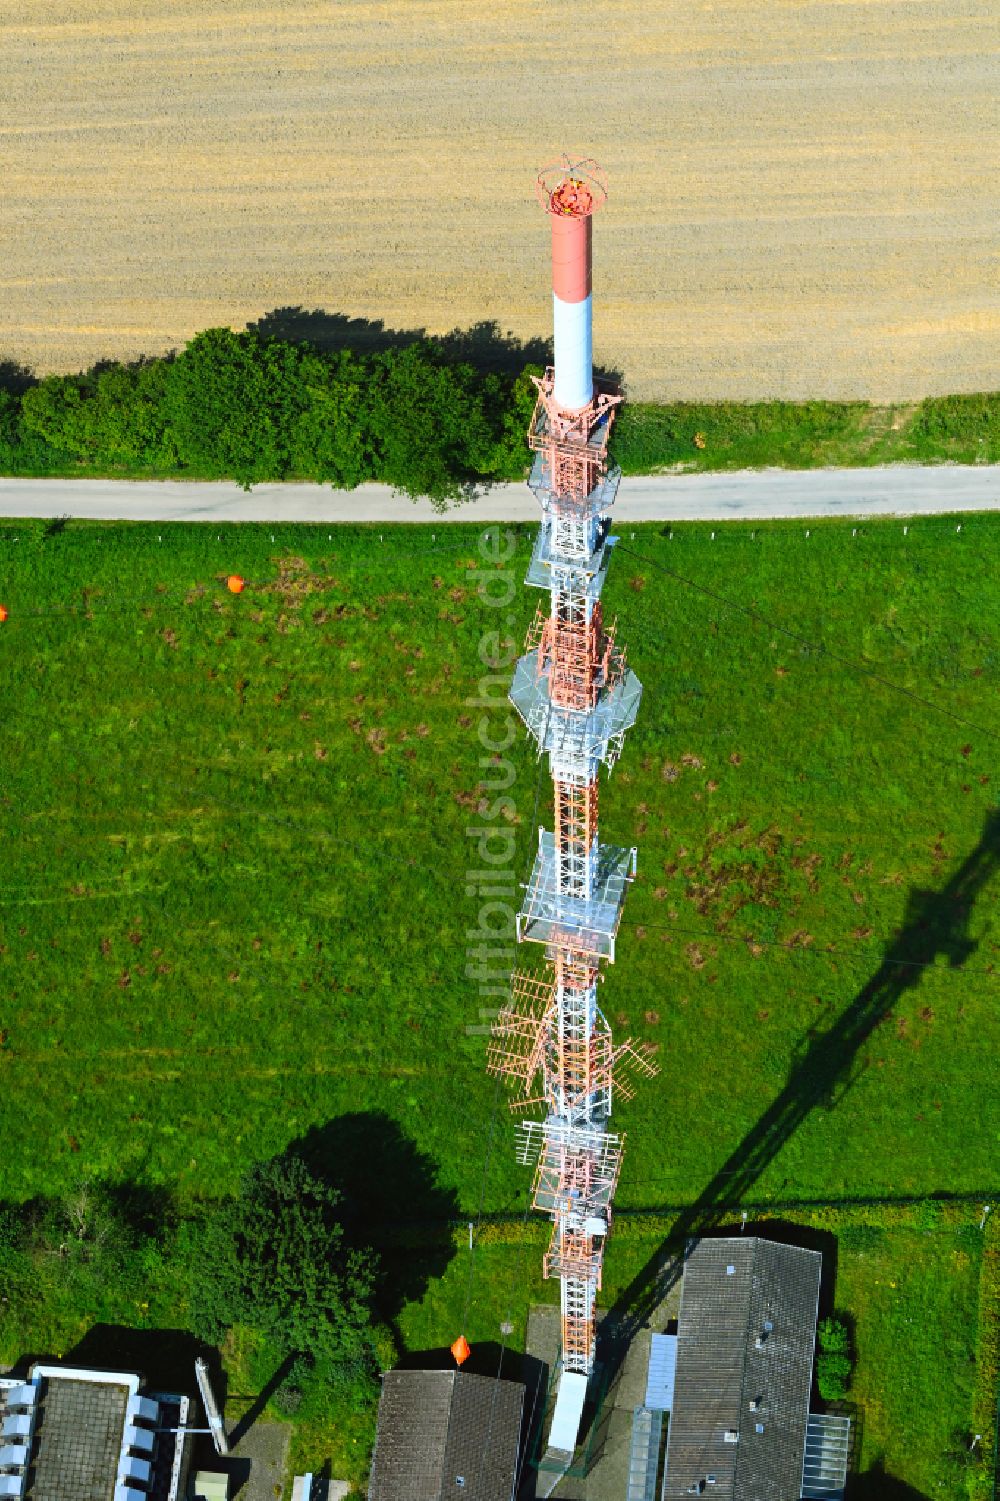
[4,0,999,399]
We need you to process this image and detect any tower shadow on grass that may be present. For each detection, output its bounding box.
[597,806,1000,1385]
[287,1111,461,1337]
[225,1350,297,1448]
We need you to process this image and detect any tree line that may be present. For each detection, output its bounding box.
[3,328,996,495]
[0,329,540,503]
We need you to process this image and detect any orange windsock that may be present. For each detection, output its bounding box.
[227,575,245,594]
[450,1335,471,1367]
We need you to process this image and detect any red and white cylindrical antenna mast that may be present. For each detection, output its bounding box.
[537,159,608,414]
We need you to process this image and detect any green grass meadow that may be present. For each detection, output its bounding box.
[1,513,998,1492]
[611,391,1000,473]
[835,1217,983,1496]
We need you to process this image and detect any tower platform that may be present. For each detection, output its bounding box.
[510,653,643,773]
[527,451,623,523]
[517,830,636,960]
[524,516,616,596]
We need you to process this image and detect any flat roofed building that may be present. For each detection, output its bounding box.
[0,1364,190,1501]
[662,1237,822,1501]
[368,1369,524,1501]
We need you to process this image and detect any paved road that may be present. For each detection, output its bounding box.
[0,467,998,525]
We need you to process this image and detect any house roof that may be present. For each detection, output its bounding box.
[29,1376,128,1501]
[0,1367,188,1501]
[662,1236,822,1501]
[367,1369,524,1501]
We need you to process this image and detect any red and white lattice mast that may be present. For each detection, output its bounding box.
[489,159,657,1460]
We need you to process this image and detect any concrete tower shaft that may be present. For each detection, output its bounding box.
[538,161,604,414]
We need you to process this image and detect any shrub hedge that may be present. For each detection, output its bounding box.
[1,329,539,504]
[816,1315,853,1401]
[1,329,998,496]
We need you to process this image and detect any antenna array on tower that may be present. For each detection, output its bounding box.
[488,158,658,1459]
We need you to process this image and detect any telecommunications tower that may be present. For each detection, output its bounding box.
[489,159,657,1460]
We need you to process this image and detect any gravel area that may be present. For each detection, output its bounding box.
[3,1,998,400]
[194,1419,290,1501]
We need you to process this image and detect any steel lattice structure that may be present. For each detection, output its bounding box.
[488,159,657,1458]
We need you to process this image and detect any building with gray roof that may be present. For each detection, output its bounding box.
[367,1369,524,1501]
[661,1237,824,1501]
[0,1364,190,1501]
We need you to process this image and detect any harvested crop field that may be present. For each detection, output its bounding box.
[3,0,999,400]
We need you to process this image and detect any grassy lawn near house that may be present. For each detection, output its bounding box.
[1,516,996,1209]
[834,1217,983,1497]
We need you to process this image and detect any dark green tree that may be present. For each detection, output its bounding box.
[0,385,70,475]
[19,361,177,470]
[19,373,90,458]
[0,389,24,466]
[189,1152,377,1368]
[87,360,178,468]
[1,329,537,493]
[472,364,539,481]
[164,328,307,488]
[362,341,490,504]
[287,347,372,489]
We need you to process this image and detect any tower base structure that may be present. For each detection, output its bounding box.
[548,1370,588,1457]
